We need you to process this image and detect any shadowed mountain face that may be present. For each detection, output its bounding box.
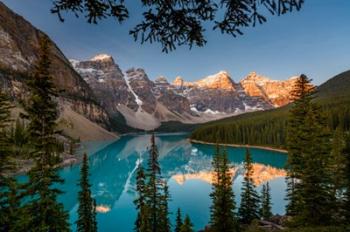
[0,2,117,140]
[72,55,298,131]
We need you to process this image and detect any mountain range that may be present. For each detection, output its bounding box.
[71,54,298,131]
[0,2,300,139]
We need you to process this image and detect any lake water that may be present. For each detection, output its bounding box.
[57,133,287,231]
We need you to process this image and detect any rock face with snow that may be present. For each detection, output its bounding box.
[126,68,157,114]
[172,71,273,114]
[240,72,298,107]
[70,55,138,118]
[72,55,298,130]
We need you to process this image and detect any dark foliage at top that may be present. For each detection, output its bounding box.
[51,0,303,52]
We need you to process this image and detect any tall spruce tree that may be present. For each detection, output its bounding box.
[159,180,171,232]
[343,134,350,224]
[180,215,194,232]
[210,145,238,231]
[285,74,315,217]
[134,165,151,232]
[296,104,334,226]
[175,208,183,232]
[146,134,162,232]
[330,126,347,219]
[238,148,260,224]
[23,36,69,231]
[260,182,272,220]
[136,134,171,232]
[286,74,335,226]
[0,89,21,232]
[76,153,97,232]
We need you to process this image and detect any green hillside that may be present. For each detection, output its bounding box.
[191,71,350,148]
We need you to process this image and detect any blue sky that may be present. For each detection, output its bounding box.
[2,0,350,84]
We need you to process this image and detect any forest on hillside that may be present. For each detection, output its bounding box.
[191,71,350,148]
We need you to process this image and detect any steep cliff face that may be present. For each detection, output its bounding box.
[126,68,157,114]
[70,55,138,116]
[0,2,116,140]
[240,72,297,107]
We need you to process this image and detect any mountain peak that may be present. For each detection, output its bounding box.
[195,71,235,90]
[155,76,169,84]
[91,54,113,62]
[242,72,270,83]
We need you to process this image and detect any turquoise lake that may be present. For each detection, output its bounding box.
[56,133,287,231]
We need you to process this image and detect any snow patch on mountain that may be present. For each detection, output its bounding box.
[91,54,113,61]
[123,74,143,107]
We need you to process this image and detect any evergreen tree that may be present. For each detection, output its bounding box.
[330,126,347,219]
[134,165,151,232]
[0,89,21,232]
[238,148,260,224]
[159,180,171,232]
[146,134,162,232]
[23,36,69,231]
[285,74,315,216]
[136,133,170,232]
[180,215,194,232]
[175,208,183,232]
[76,153,97,232]
[343,134,350,224]
[210,145,238,231]
[260,182,272,220]
[296,105,334,226]
[285,75,335,226]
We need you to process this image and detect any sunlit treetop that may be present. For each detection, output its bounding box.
[51,0,304,53]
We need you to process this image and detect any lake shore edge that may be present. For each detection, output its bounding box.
[189,139,288,153]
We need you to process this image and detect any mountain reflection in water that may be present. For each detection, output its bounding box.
[57,133,287,231]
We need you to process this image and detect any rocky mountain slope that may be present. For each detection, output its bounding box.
[0,2,116,141]
[72,55,298,131]
[240,72,298,107]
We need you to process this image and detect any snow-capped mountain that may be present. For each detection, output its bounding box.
[240,72,298,107]
[71,55,298,131]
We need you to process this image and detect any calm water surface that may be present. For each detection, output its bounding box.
[57,133,287,231]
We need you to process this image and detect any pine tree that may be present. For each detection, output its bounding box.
[134,134,171,232]
[146,134,162,232]
[238,148,260,224]
[77,153,97,232]
[285,74,315,217]
[23,35,69,231]
[295,105,334,226]
[210,145,238,231]
[159,180,171,232]
[260,182,272,220]
[0,89,21,232]
[175,208,183,232]
[343,134,350,224]
[180,215,194,232]
[330,126,347,220]
[285,75,335,226]
[134,165,151,232]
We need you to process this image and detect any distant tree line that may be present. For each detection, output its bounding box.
[191,84,350,149]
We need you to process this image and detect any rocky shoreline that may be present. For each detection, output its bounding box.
[189,139,287,153]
